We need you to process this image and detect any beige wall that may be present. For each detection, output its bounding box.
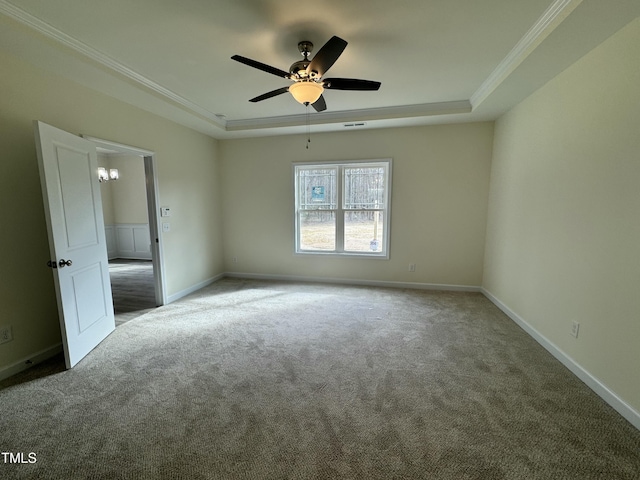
[0,48,223,370]
[220,122,494,286]
[483,18,640,413]
[99,154,149,225]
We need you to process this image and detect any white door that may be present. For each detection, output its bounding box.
[34,121,115,368]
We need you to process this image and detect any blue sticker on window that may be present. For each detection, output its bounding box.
[311,186,325,202]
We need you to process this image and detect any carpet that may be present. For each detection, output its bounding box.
[1,278,639,479]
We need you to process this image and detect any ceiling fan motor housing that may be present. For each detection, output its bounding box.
[291,41,319,79]
[289,59,311,78]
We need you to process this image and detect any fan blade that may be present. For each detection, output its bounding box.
[324,78,381,91]
[311,95,327,112]
[249,87,290,103]
[307,36,348,77]
[231,55,291,79]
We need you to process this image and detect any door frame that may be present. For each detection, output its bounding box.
[82,135,167,306]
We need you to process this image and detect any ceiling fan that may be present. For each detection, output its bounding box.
[231,36,381,112]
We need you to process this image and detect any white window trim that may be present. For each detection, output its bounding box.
[293,158,392,259]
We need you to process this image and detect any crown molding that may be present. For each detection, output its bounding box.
[0,0,226,130]
[225,100,472,131]
[470,0,583,108]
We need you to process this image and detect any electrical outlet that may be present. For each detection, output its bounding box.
[408,263,416,272]
[232,257,238,263]
[571,321,580,338]
[0,325,13,345]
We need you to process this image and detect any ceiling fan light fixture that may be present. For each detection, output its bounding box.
[232,35,380,112]
[289,81,324,105]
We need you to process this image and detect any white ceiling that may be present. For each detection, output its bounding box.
[1,0,638,138]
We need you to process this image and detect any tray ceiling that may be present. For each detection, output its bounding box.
[1,0,638,138]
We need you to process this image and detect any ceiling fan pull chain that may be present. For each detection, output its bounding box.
[306,104,311,149]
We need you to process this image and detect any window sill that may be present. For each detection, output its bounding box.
[294,250,390,260]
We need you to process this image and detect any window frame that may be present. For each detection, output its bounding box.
[293,158,392,259]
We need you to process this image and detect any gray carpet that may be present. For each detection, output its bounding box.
[1,278,639,479]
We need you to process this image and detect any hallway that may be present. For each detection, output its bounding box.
[109,259,156,325]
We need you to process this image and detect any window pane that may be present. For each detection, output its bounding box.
[299,211,335,251]
[344,167,385,209]
[344,211,384,253]
[298,168,337,210]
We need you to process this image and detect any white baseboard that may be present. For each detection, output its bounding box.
[481,288,640,431]
[166,273,225,304]
[224,271,482,292]
[112,254,153,261]
[0,343,63,382]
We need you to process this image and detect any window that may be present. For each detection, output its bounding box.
[294,159,391,257]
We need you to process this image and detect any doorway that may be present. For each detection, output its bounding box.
[84,136,166,325]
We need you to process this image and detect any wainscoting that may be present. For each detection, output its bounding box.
[105,224,151,260]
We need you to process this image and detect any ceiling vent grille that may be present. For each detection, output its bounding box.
[343,122,366,128]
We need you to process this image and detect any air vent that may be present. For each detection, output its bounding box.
[343,122,366,128]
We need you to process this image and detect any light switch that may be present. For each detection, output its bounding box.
[162,222,170,232]
[161,207,171,217]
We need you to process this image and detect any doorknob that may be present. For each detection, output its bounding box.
[58,259,73,268]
